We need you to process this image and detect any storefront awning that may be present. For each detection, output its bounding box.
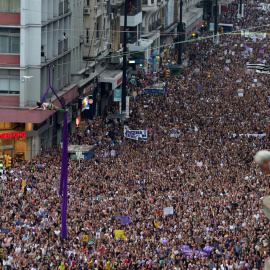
[182,8,203,28]
[128,39,153,51]
[99,70,123,89]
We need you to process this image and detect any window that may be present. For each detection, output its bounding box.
[86,29,89,43]
[86,0,90,5]
[0,0,20,12]
[0,78,20,94]
[0,28,20,54]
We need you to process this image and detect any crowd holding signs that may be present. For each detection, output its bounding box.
[1,0,270,269]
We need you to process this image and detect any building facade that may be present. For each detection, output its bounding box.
[0,0,84,160]
[80,0,124,119]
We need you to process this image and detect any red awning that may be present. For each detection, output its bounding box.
[221,5,228,12]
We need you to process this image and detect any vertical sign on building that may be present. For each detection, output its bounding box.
[209,23,215,31]
[114,89,122,102]
[126,96,130,118]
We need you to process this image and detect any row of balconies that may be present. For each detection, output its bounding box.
[147,19,162,31]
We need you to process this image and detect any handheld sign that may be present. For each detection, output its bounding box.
[128,180,134,188]
[83,235,89,242]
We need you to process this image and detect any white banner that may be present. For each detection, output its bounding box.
[124,126,147,141]
[164,207,174,215]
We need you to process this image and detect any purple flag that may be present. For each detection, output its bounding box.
[121,216,131,225]
[259,49,264,54]
[42,67,68,239]
[60,111,68,239]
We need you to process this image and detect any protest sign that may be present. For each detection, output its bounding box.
[83,235,89,242]
[116,216,131,225]
[164,207,174,215]
[99,247,105,255]
[22,180,26,188]
[115,230,124,238]
[124,126,147,141]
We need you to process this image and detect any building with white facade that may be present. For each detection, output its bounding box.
[0,0,84,160]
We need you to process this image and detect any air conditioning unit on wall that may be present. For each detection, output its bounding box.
[84,8,90,15]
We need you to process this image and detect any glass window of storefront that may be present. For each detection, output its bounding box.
[0,122,26,160]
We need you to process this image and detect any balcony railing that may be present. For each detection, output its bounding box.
[59,2,63,16]
[142,0,154,5]
[157,19,162,26]
[148,24,152,31]
[128,34,137,44]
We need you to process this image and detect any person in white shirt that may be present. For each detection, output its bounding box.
[30,101,68,113]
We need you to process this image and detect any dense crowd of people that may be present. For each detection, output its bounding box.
[1,0,270,269]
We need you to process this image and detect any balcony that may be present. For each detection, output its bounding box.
[142,0,155,4]
[121,0,142,15]
[148,24,152,31]
[157,19,162,27]
[111,0,124,6]
[127,34,138,44]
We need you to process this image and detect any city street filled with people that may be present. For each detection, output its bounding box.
[1,0,270,269]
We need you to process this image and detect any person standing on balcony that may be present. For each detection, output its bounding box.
[127,2,135,15]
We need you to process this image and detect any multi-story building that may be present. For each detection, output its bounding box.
[141,0,167,72]
[82,0,124,118]
[0,0,84,160]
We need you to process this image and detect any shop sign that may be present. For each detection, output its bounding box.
[0,132,26,139]
[114,89,122,102]
[81,97,89,112]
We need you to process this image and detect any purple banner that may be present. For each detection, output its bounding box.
[180,249,209,257]
[116,216,131,225]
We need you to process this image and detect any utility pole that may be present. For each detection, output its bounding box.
[122,0,128,117]
[152,54,155,73]
[177,0,183,65]
[214,0,218,44]
[239,0,242,17]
